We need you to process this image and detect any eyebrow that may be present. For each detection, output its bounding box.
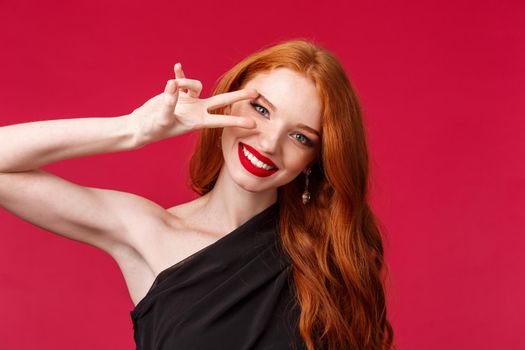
[297,123,321,138]
[256,93,277,112]
[256,93,321,138]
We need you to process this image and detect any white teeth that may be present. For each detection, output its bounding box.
[242,145,276,171]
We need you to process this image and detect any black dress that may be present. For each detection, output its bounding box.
[129,201,307,350]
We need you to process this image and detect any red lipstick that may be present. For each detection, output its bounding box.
[241,143,278,168]
[238,142,278,178]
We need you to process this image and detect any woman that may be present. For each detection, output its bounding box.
[0,39,394,349]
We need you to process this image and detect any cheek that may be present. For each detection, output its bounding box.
[221,125,252,153]
[222,125,250,143]
[281,147,314,173]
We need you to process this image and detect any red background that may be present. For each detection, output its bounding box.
[1,0,523,349]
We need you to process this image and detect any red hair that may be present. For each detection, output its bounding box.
[188,39,394,350]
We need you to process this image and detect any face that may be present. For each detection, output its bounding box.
[220,67,322,193]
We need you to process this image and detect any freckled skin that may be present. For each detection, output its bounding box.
[221,67,322,194]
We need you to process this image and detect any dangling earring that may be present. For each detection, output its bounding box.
[302,167,312,204]
[217,136,222,148]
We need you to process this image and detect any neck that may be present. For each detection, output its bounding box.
[199,164,278,234]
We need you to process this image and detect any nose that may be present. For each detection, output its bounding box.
[256,122,282,155]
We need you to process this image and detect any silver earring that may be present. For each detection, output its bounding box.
[302,168,312,204]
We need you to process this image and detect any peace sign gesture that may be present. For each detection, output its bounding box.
[129,63,259,147]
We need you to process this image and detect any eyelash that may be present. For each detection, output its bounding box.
[249,101,314,147]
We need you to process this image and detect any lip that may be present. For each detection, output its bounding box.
[238,142,279,178]
[240,142,278,168]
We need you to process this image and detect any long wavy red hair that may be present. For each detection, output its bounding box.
[188,39,394,350]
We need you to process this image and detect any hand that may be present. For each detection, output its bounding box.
[129,62,258,147]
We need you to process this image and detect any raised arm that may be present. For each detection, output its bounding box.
[0,114,136,173]
[0,113,162,256]
[0,63,259,257]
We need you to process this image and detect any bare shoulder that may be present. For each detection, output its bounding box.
[132,195,213,268]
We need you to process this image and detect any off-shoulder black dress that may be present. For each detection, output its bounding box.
[129,201,307,350]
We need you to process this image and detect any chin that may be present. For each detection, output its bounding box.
[236,177,270,193]
[231,172,275,193]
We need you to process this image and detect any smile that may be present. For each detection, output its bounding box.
[238,142,279,177]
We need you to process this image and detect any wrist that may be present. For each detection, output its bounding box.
[121,113,146,149]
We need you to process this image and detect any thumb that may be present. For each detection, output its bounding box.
[163,80,179,108]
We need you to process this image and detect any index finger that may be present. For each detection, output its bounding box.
[201,114,256,129]
[206,89,259,109]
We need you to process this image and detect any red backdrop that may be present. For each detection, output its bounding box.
[0,0,523,349]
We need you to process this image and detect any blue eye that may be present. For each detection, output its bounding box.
[250,102,269,117]
[293,133,313,147]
